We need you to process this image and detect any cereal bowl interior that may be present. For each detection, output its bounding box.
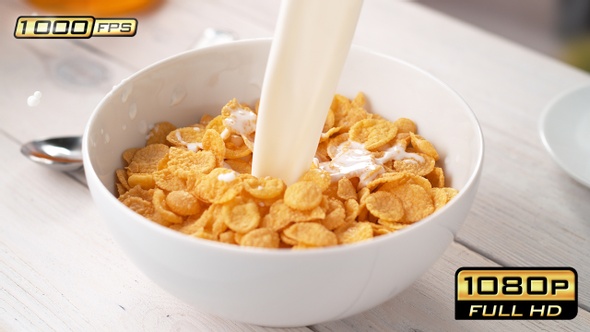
[83,39,483,327]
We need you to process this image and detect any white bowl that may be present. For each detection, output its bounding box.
[83,39,483,327]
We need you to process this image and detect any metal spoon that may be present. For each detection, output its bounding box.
[21,136,83,171]
[20,28,237,172]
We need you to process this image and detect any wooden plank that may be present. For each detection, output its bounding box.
[313,242,590,331]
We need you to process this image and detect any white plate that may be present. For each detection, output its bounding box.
[540,83,590,188]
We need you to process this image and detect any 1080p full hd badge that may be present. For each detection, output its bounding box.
[455,267,577,320]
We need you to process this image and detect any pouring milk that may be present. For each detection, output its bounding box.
[252,0,363,184]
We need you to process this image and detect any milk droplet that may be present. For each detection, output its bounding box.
[138,120,149,134]
[129,102,137,119]
[104,133,110,143]
[170,86,186,106]
[121,84,133,102]
[217,171,237,182]
[122,124,127,130]
[27,91,42,107]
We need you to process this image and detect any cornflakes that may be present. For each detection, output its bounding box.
[222,200,260,233]
[283,222,338,248]
[320,197,346,230]
[243,176,285,199]
[284,181,322,210]
[127,173,155,190]
[298,168,331,192]
[146,121,176,146]
[191,168,242,204]
[337,221,373,244]
[349,118,398,150]
[393,153,435,176]
[127,143,169,174]
[410,132,440,161]
[387,183,434,222]
[425,167,445,188]
[166,190,201,216]
[393,118,417,134]
[166,126,205,148]
[337,177,357,201]
[365,191,404,222]
[116,94,458,249]
[240,228,280,248]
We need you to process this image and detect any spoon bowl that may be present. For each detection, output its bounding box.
[21,136,83,171]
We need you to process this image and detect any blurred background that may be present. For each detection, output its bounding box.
[19,0,590,72]
[417,0,590,72]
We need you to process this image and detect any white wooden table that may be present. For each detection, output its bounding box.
[2,0,589,330]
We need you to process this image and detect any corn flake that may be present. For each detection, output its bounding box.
[349,118,398,150]
[337,177,357,201]
[320,197,346,230]
[223,200,260,233]
[337,221,373,244]
[127,173,155,190]
[410,132,440,161]
[365,191,404,222]
[282,222,337,248]
[116,168,130,191]
[298,168,332,192]
[147,121,176,146]
[191,168,242,204]
[388,183,434,222]
[243,176,285,200]
[152,189,183,226]
[224,134,252,159]
[240,228,280,248]
[284,181,322,210]
[431,187,458,211]
[166,126,205,148]
[122,148,139,165]
[127,144,169,174]
[268,200,326,230]
[393,153,435,176]
[225,158,252,174]
[121,196,153,218]
[219,230,237,245]
[425,167,445,188]
[393,118,417,134]
[166,190,201,216]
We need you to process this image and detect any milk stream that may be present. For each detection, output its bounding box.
[252,0,363,184]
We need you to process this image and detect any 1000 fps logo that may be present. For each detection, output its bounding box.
[14,16,137,38]
[455,267,577,320]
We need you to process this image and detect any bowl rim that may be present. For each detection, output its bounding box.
[538,81,590,188]
[83,38,484,257]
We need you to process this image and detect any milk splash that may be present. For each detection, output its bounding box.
[27,91,42,107]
